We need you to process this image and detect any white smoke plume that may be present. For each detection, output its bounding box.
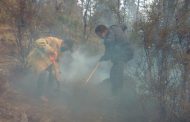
[59,46,112,84]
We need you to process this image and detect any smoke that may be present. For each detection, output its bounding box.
[59,45,112,84]
[11,42,156,122]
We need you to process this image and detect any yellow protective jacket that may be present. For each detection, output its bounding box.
[26,37,63,80]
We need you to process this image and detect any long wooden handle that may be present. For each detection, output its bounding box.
[85,62,100,84]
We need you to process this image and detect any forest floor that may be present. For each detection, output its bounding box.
[0,25,148,122]
[0,55,147,122]
[0,64,146,122]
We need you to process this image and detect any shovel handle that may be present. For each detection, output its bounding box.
[85,62,100,84]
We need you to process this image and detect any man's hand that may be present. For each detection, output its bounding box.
[99,55,108,61]
[60,46,67,52]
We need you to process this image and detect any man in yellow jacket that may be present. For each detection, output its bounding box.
[26,37,65,99]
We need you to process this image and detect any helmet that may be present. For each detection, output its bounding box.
[35,38,48,48]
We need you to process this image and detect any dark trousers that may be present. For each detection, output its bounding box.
[37,65,60,96]
[37,70,47,96]
[110,61,125,95]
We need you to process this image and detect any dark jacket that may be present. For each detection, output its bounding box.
[103,25,133,63]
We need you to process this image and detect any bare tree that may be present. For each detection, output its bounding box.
[0,0,40,65]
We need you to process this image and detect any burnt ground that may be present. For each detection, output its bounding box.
[0,27,153,122]
[0,47,152,122]
[9,71,147,122]
[0,57,149,122]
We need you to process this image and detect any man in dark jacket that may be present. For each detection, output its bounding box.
[95,24,133,94]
